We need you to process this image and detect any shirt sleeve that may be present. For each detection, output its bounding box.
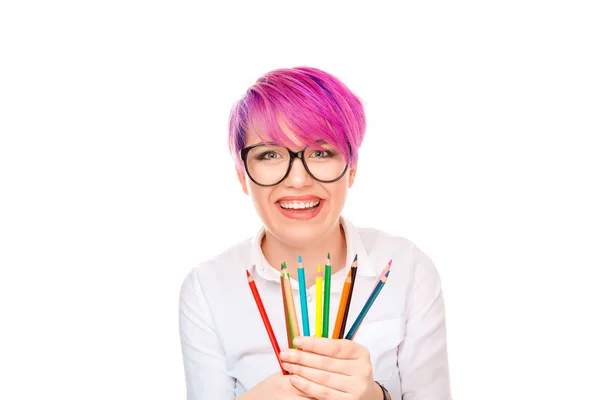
[179,269,236,400]
[397,246,452,399]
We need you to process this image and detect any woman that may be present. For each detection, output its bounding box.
[179,66,451,399]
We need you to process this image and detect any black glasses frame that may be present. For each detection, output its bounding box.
[240,142,349,187]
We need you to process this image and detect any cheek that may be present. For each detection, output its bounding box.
[248,186,273,213]
[326,182,349,208]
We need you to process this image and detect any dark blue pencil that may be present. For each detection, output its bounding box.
[344,261,392,340]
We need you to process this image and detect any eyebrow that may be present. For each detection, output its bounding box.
[250,139,331,148]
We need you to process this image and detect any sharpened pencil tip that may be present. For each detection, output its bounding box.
[282,261,287,269]
[246,269,250,277]
[298,255,302,263]
[317,264,321,273]
[385,270,390,277]
[327,252,331,259]
[388,259,393,266]
[353,254,358,262]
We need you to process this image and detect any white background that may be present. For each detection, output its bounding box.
[1,1,599,399]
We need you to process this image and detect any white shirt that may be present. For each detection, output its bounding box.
[179,217,451,399]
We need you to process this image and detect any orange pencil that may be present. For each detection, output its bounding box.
[282,262,300,347]
[246,269,288,375]
[280,264,292,349]
[332,270,352,339]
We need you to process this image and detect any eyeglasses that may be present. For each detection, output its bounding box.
[240,142,349,187]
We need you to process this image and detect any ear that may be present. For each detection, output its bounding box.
[237,169,249,195]
[348,165,357,188]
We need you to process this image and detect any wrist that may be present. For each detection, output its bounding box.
[367,380,382,399]
[373,380,391,400]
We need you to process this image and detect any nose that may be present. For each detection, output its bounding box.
[283,155,313,188]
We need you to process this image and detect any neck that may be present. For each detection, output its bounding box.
[261,220,347,285]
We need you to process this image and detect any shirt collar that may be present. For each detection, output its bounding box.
[249,216,377,286]
[341,217,376,277]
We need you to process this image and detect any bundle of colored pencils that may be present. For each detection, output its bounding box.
[246,255,392,374]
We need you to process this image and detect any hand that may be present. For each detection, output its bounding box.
[238,372,315,400]
[279,336,382,400]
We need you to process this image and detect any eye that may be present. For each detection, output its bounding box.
[258,150,282,160]
[310,149,333,159]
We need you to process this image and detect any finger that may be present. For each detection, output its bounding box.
[283,362,353,393]
[290,373,353,400]
[293,336,367,360]
[280,349,362,376]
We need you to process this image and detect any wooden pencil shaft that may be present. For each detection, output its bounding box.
[345,276,387,340]
[283,274,300,340]
[322,264,332,337]
[339,266,358,337]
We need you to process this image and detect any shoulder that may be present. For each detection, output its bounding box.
[354,223,444,318]
[354,223,441,288]
[356,224,435,266]
[357,224,416,254]
[179,235,254,300]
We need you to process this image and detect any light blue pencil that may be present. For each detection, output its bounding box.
[297,255,310,336]
[344,262,391,340]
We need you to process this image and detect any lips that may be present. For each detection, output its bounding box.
[275,196,324,220]
[278,199,321,210]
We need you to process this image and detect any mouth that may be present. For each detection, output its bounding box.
[277,199,321,211]
[275,197,324,220]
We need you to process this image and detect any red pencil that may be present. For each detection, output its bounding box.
[246,269,288,375]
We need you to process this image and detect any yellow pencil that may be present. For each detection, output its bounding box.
[315,264,323,337]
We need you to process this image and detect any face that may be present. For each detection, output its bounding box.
[237,125,357,249]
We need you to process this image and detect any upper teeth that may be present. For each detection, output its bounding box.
[279,200,320,209]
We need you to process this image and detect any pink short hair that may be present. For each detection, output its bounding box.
[228,66,366,173]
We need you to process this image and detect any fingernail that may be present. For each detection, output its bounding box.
[293,337,304,347]
[279,351,289,360]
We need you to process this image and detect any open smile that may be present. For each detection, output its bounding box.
[275,197,324,220]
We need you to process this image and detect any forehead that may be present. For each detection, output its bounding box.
[245,122,308,150]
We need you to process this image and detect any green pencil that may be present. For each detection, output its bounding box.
[280,263,293,349]
[322,252,332,338]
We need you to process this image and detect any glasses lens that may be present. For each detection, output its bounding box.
[246,144,291,185]
[245,143,348,185]
[303,144,347,182]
